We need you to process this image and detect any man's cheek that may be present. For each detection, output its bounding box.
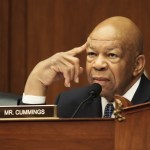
[87,75,92,83]
[86,66,91,77]
[86,70,93,83]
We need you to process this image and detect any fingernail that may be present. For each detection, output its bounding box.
[65,82,70,87]
[67,83,71,87]
[75,78,79,83]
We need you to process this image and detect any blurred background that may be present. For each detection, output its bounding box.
[0,0,150,103]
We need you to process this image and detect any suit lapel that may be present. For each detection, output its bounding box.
[76,96,102,118]
[132,74,150,105]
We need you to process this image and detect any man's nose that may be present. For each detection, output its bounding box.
[93,56,108,71]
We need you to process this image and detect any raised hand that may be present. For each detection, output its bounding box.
[24,43,87,96]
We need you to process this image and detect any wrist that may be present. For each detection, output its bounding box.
[24,76,47,96]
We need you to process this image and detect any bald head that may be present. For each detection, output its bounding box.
[89,16,143,54]
[86,16,145,99]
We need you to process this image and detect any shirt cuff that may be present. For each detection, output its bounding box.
[22,93,46,104]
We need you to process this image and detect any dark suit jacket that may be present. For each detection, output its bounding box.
[56,74,150,118]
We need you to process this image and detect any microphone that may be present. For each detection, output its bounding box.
[71,83,102,118]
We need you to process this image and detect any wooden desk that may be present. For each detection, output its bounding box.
[0,102,149,150]
[0,118,114,150]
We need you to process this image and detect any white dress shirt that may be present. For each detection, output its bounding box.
[22,93,46,104]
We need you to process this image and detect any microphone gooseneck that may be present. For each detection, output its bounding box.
[71,83,102,118]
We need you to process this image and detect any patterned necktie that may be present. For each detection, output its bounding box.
[103,103,114,118]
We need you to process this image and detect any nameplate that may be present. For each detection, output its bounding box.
[0,105,58,121]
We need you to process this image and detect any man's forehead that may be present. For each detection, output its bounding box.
[87,37,121,48]
[89,25,121,41]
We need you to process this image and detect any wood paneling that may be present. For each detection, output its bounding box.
[0,0,9,91]
[0,119,114,150]
[9,0,27,93]
[1,0,150,103]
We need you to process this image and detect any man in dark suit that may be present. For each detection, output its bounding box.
[55,74,150,118]
[22,16,150,118]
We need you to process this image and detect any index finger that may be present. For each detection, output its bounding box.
[67,43,87,56]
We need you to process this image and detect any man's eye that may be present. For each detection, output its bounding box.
[108,53,118,58]
[87,52,97,57]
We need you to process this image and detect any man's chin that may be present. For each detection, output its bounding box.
[100,92,115,102]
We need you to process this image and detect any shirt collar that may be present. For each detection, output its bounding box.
[123,77,141,101]
[101,77,141,117]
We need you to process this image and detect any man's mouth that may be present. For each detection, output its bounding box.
[92,77,110,85]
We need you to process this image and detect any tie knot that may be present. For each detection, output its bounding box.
[104,103,114,118]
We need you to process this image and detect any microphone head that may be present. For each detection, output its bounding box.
[88,83,102,98]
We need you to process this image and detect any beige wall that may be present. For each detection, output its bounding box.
[1,0,150,103]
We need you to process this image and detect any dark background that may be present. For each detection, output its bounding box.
[0,0,150,103]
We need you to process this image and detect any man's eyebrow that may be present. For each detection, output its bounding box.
[87,45,95,50]
[106,46,119,50]
[106,47,115,50]
[87,42,96,49]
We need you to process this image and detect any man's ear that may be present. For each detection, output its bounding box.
[133,55,145,76]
